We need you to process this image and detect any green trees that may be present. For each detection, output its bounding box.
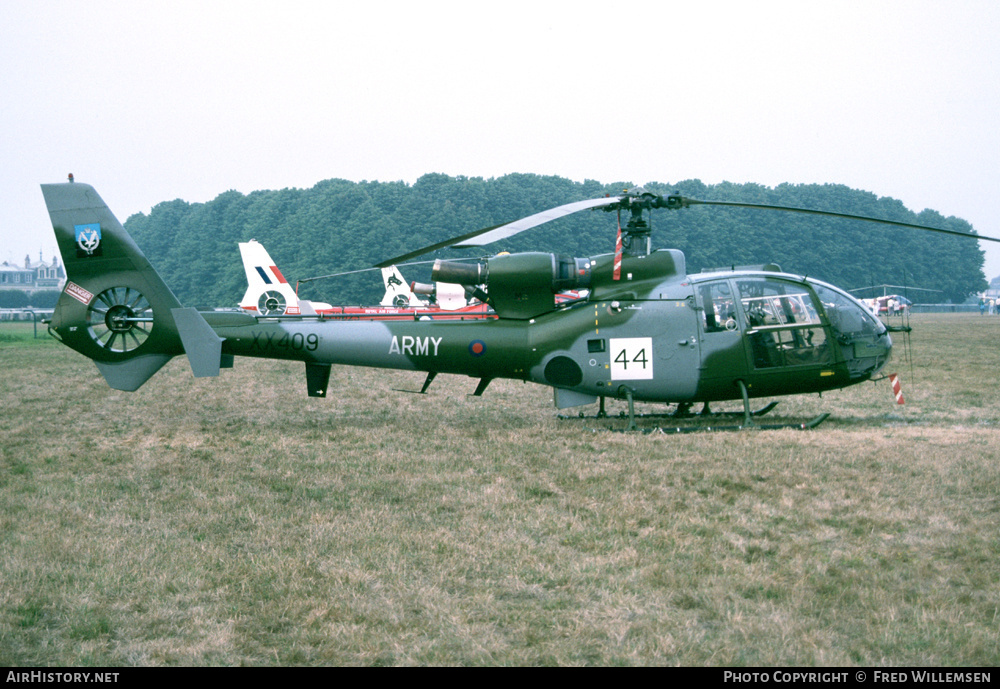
[124,175,987,306]
[0,290,58,308]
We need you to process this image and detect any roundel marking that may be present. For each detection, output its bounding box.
[469,340,487,357]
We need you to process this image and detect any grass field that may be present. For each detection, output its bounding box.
[1,314,998,666]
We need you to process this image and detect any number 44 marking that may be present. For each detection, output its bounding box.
[609,337,654,381]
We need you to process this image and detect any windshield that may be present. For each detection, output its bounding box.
[809,280,885,337]
[737,280,822,329]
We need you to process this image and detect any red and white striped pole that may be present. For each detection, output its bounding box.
[888,373,905,404]
[613,211,623,281]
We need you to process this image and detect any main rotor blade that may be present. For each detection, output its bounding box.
[299,256,481,284]
[373,222,507,268]
[453,196,625,247]
[374,196,623,268]
[674,197,1000,244]
[375,189,999,269]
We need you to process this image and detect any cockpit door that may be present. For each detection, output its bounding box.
[695,279,750,399]
[735,278,836,397]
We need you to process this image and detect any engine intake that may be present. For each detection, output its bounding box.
[433,253,591,319]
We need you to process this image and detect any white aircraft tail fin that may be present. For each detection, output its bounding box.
[239,241,301,314]
[238,241,334,315]
[380,266,427,307]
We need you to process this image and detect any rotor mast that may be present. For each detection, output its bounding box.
[607,187,682,258]
[622,209,651,256]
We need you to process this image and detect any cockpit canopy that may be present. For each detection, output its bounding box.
[694,273,891,380]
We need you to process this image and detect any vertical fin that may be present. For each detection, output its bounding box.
[94,355,174,392]
[171,307,224,378]
[306,362,332,398]
[40,182,188,390]
[239,240,300,313]
[380,266,426,307]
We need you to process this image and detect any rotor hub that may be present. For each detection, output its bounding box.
[105,303,137,332]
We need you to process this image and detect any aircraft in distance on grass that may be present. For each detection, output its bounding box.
[238,239,333,316]
[40,179,1000,432]
[237,238,493,320]
[874,295,912,315]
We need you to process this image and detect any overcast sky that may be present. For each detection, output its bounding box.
[3,0,999,286]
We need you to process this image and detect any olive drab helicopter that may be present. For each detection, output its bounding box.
[39,179,1000,433]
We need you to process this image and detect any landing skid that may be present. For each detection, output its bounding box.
[607,413,830,435]
[558,400,780,421]
[561,383,828,433]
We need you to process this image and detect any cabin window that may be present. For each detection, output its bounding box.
[738,279,821,328]
[737,278,830,368]
[698,281,739,333]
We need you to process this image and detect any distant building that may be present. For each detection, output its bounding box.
[0,252,66,291]
[981,276,1000,301]
[988,276,1000,296]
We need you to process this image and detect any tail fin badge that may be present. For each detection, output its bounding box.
[74,223,103,257]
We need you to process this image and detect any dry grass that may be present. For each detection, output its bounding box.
[1,314,998,666]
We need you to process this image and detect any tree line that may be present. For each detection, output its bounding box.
[123,173,987,306]
[0,290,59,309]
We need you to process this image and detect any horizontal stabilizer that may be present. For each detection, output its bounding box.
[171,308,224,378]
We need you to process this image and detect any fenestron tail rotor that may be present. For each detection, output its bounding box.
[258,290,287,316]
[87,286,154,353]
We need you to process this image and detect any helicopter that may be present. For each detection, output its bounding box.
[39,179,1000,432]
[237,239,494,319]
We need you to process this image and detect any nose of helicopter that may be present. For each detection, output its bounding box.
[844,313,893,381]
[811,280,895,383]
[874,330,893,375]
